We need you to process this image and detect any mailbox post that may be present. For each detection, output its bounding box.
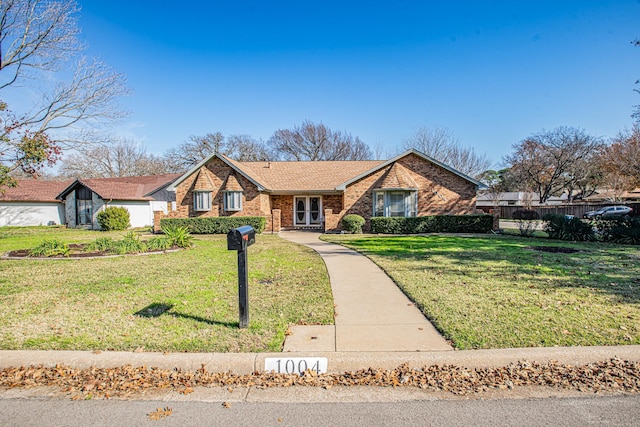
[226,226,256,328]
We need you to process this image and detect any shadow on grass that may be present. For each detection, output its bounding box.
[134,303,239,327]
[333,235,640,303]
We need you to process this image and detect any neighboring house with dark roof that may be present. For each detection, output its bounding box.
[0,180,73,226]
[160,149,485,233]
[56,174,181,229]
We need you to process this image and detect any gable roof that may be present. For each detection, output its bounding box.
[0,180,74,202]
[166,153,266,192]
[336,149,485,190]
[57,174,182,201]
[166,148,484,194]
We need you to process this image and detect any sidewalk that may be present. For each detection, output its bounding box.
[279,231,452,352]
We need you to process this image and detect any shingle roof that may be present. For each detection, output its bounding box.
[239,160,383,192]
[374,163,418,189]
[193,169,215,191]
[223,172,243,191]
[168,149,484,194]
[57,174,182,201]
[0,180,74,202]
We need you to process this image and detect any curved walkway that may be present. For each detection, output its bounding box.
[279,231,452,352]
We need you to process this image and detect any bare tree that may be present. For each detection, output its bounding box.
[633,39,640,122]
[402,126,490,178]
[163,133,223,171]
[0,0,128,187]
[505,127,603,204]
[59,137,169,178]
[268,120,373,161]
[163,132,275,169]
[226,135,272,161]
[598,125,640,200]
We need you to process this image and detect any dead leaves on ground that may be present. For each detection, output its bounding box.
[148,406,172,421]
[0,358,639,399]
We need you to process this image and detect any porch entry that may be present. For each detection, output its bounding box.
[294,196,322,226]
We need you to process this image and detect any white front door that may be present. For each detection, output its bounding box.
[294,196,322,226]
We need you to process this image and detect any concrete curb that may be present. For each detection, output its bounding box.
[2,346,639,375]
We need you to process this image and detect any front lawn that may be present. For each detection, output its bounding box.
[0,227,333,352]
[321,234,640,349]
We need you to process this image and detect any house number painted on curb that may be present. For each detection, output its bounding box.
[264,357,328,375]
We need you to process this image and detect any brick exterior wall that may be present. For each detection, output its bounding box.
[270,195,294,228]
[342,153,478,231]
[271,209,281,233]
[159,153,478,234]
[169,157,267,219]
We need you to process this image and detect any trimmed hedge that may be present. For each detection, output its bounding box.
[160,216,266,234]
[370,214,493,234]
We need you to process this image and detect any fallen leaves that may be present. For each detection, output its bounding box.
[0,358,639,399]
[148,406,172,421]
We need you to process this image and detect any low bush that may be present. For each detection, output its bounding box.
[146,236,173,251]
[512,209,540,237]
[341,214,365,234]
[160,216,266,234]
[597,217,640,245]
[110,231,147,254]
[370,215,493,234]
[29,239,69,257]
[161,224,193,248]
[542,214,595,241]
[85,237,115,252]
[97,207,130,231]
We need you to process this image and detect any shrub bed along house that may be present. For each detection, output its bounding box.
[370,214,493,234]
[160,216,266,234]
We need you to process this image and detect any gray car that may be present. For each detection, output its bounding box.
[583,205,633,219]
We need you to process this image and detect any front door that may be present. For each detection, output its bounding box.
[294,196,322,226]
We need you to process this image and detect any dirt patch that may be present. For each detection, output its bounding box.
[528,246,581,254]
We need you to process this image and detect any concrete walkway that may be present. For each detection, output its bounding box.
[279,231,452,352]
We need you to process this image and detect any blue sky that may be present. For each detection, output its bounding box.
[75,0,640,166]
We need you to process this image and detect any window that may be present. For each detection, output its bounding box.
[224,191,242,211]
[373,190,417,218]
[75,187,93,226]
[193,191,212,211]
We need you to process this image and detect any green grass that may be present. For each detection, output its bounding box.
[321,233,640,349]
[0,227,333,352]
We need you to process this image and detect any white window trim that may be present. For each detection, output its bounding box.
[193,191,212,212]
[224,191,243,212]
[373,190,417,218]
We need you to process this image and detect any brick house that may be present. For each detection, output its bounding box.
[158,149,484,233]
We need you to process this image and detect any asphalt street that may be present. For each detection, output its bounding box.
[1,394,638,426]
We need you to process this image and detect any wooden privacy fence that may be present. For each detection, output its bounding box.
[496,203,640,219]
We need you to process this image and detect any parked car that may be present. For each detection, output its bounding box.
[583,205,633,219]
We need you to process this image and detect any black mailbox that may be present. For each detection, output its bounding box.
[227,225,255,251]
[226,225,256,329]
